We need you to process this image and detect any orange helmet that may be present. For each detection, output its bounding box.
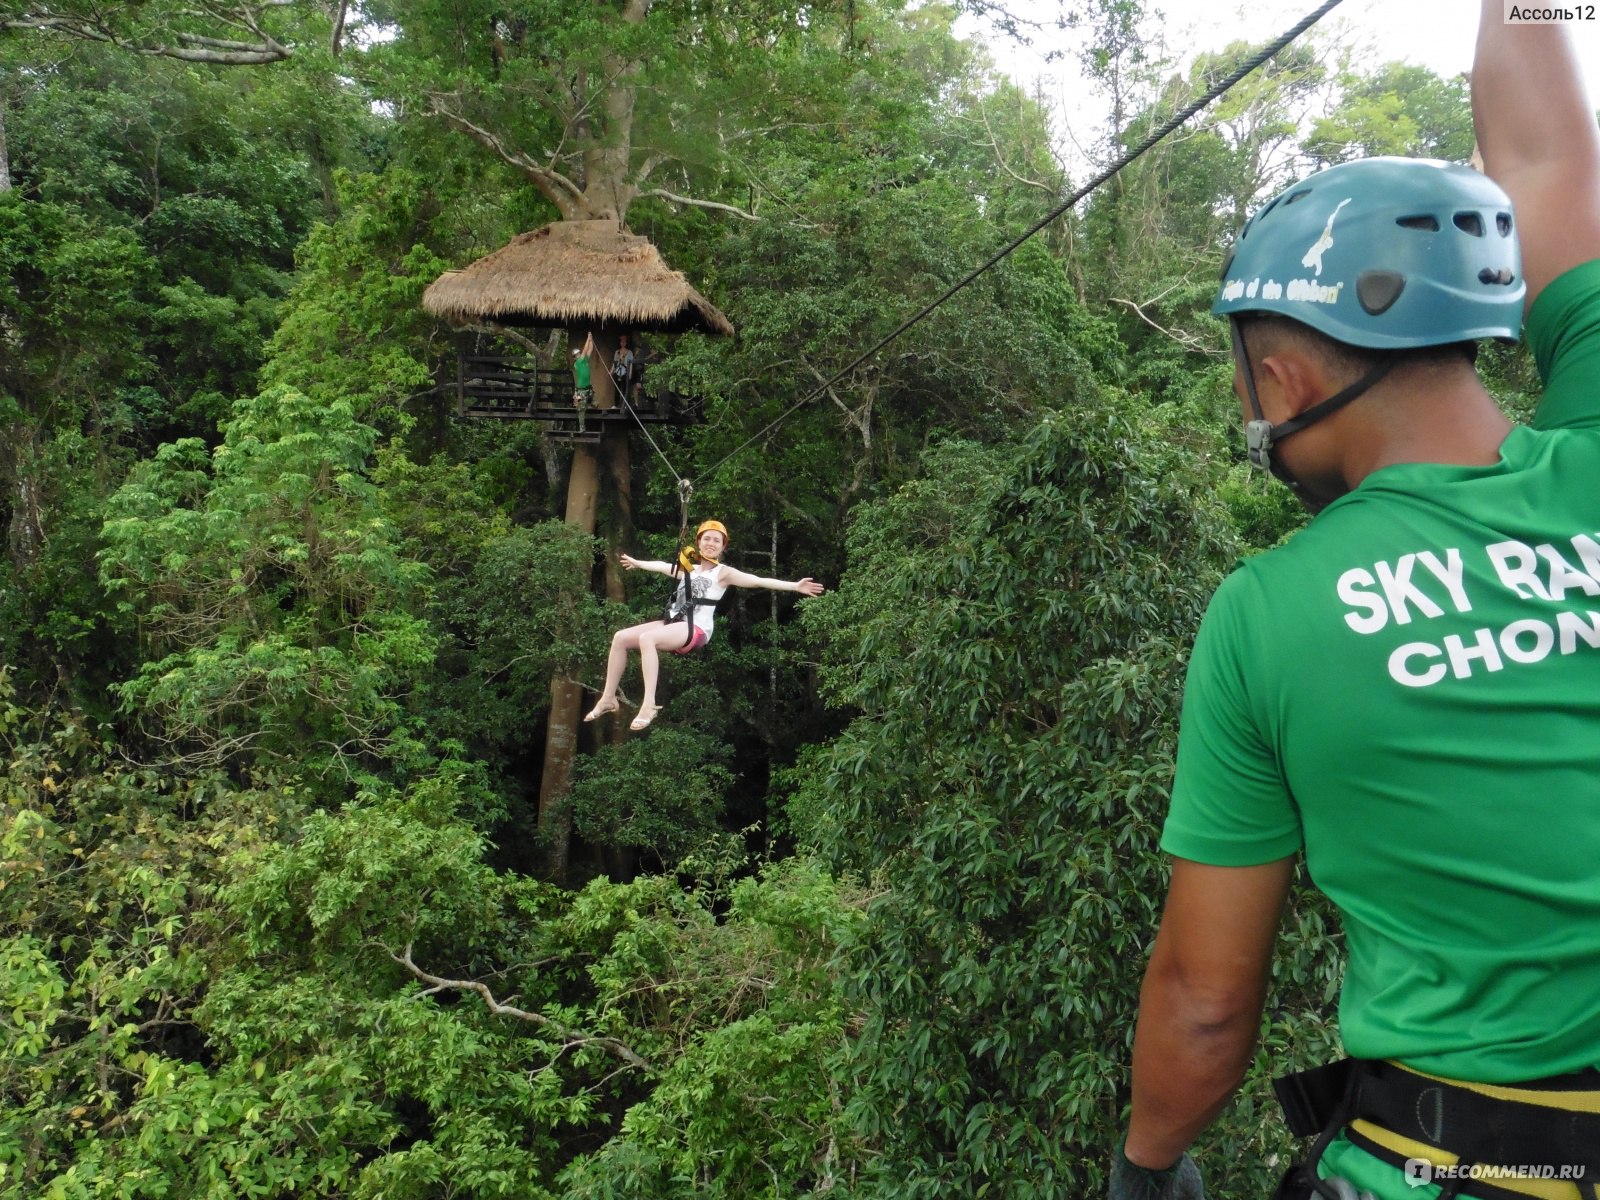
[678,520,730,571]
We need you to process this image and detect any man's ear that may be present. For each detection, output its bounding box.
[1256,350,1329,419]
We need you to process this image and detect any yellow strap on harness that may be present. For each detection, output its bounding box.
[1344,1062,1600,1200]
[1393,1063,1600,1115]
[1350,1119,1585,1200]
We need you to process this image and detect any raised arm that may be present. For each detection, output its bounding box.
[619,553,675,577]
[717,565,825,596]
[1474,1,1600,308]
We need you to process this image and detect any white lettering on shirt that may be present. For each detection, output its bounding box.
[1339,549,1470,633]
[1445,627,1505,679]
[1389,642,1447,687]
[1486,540,1552,600]
[1338,568,1388,634]
[1335,533,1600,688]
[1538,543,1600,600]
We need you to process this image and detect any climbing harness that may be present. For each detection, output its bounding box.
[661,563,724,652]
[1271,1059,1600,1200]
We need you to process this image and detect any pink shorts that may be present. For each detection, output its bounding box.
[670,626,708,656]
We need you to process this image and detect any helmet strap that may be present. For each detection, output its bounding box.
[1230,320,1398,512]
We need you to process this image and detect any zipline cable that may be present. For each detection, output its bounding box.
[587,346,697,549]
[593,346,690,486]
[696,0,1347,482]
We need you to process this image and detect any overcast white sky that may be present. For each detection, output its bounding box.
[958,0,1600,167]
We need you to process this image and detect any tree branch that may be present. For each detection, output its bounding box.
[971,102,1054,195]
[637,188,758,221]
[425,100,585,214]
[328,0,347,56]
[394,945,653,1073]
[175,31,282,51]
[461,321,545,360]
[4,11,293,63]
[634,152,671,187]
[1109,297,1222,356]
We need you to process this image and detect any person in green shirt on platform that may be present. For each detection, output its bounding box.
[1113,6,1600,1200]
[571,331,594,402]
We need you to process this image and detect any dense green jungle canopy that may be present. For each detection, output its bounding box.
[0,0,1541,1195]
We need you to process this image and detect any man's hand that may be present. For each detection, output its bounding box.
[1109,1146,1206,1200]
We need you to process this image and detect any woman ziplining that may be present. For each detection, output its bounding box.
[583,519,826,732]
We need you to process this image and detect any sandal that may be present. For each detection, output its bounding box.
[583,698,619,723]
[629,704,662,732]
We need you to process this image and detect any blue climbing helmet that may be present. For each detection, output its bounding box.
[1212,157,1524,347]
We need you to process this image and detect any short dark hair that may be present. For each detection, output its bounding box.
[1234,314,1477,383]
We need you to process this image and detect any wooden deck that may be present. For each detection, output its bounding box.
[453,352,699,441]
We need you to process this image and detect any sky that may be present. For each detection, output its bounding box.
[957,0,1600,168]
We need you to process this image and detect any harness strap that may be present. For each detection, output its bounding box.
[1345,1121,1596,1200]
[1353,1060,1600,1170]
[662,569,722,637]
[1274,1060,1600,1200]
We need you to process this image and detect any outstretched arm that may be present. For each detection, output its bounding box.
[717,565,825,596]
[620,553,675,577]
[1474,1,1600,308]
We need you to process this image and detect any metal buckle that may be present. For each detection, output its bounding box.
[1245,418,1275,471]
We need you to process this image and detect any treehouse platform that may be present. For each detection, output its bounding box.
[452,350,703,443]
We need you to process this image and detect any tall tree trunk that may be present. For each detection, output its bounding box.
[536,329,622,880]
[538,441,599,881]
[529,0,645,874]
[0,87,11,193]
[6,424,44,572]
[602,423,633,753]
[598,418,634,881]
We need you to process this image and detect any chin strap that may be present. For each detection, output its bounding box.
[1230,321,1397,511]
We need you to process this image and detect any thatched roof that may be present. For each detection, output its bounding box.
[422,219,734,337]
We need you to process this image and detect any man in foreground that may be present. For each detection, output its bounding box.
[1115,6,1600,1198]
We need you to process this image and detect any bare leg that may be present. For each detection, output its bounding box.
[599,630,631,700]
[585,620,667,721]
[633,622,694,729]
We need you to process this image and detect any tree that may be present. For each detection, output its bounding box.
[99,386,435,778]
[0,196,153,706]
[1,687,866,1198]
[788,409,1342,1196]
[0,197,149,571]
[1306,60,1472,165]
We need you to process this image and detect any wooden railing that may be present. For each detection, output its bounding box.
[454,353,697,431]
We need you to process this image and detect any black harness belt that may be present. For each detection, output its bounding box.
[663,570,720,644]
[1275,1059,1600,1199]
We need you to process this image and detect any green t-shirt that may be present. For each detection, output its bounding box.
[573,353,591,389]
[1162,260,1600,1084]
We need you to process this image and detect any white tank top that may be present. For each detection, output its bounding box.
[669,563,728,637]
